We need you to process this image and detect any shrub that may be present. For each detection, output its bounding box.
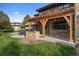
[0,30,2,36]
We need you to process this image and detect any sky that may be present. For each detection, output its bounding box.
[0,3,49,23]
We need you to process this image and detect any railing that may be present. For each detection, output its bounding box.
[29,7,74,20]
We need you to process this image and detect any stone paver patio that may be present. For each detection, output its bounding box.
[10,32,24,38]
[43,36,74,47]
[10,32,75,47]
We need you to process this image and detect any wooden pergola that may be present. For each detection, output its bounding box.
[28,6,75,43]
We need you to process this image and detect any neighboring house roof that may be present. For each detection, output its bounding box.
[11,22,21,26]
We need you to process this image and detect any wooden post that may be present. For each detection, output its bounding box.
[40,19,48,36]
[69,15,74,43]
[64,15,74,43]
[42,23,45,36]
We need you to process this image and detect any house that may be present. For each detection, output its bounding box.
[11,22,21,31]
[27,3,75,43]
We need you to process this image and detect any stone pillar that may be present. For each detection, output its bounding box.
[49,20,53,35]
[75,4,79,56]
[76,38,79,56]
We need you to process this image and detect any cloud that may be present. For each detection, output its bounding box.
[10,15,25,23]
[14,12,20,15]
[10,18,21,23]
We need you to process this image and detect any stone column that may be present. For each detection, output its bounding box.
[49,20,53,36]
[76,38,79,56]
[75,4,79,56]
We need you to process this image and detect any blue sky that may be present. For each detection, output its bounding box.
[0,3,49,22]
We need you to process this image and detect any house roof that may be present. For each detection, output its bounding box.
[36,3,68,12]
[11,22,21,26]
[11,22,21,24]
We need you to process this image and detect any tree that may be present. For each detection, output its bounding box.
[0,11,13,32]
[22,15,30,27]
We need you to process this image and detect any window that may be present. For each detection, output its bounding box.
[58,4,69,10]
[40,10,49,14]
[58,5,64,9]
[64,4,69,8]
[52,21,67,30]
[45,10,49,14]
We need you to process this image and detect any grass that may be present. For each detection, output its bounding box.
[0,32,76,56]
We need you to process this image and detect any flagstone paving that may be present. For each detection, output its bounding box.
[10,32,24,38]
[43,36,75,47]
[10,32,75,47]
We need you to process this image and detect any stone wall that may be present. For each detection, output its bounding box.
[26,31,41,41]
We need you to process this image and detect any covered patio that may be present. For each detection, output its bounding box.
[27,6,75,43]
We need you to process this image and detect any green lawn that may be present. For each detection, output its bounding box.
[0,33,76,56]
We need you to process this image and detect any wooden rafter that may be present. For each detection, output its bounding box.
[29,7,74,20]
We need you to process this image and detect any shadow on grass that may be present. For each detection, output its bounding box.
[58,44,76,56]
[0,41,76,56]
[21,42,76,56]
[0,41,21,56]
